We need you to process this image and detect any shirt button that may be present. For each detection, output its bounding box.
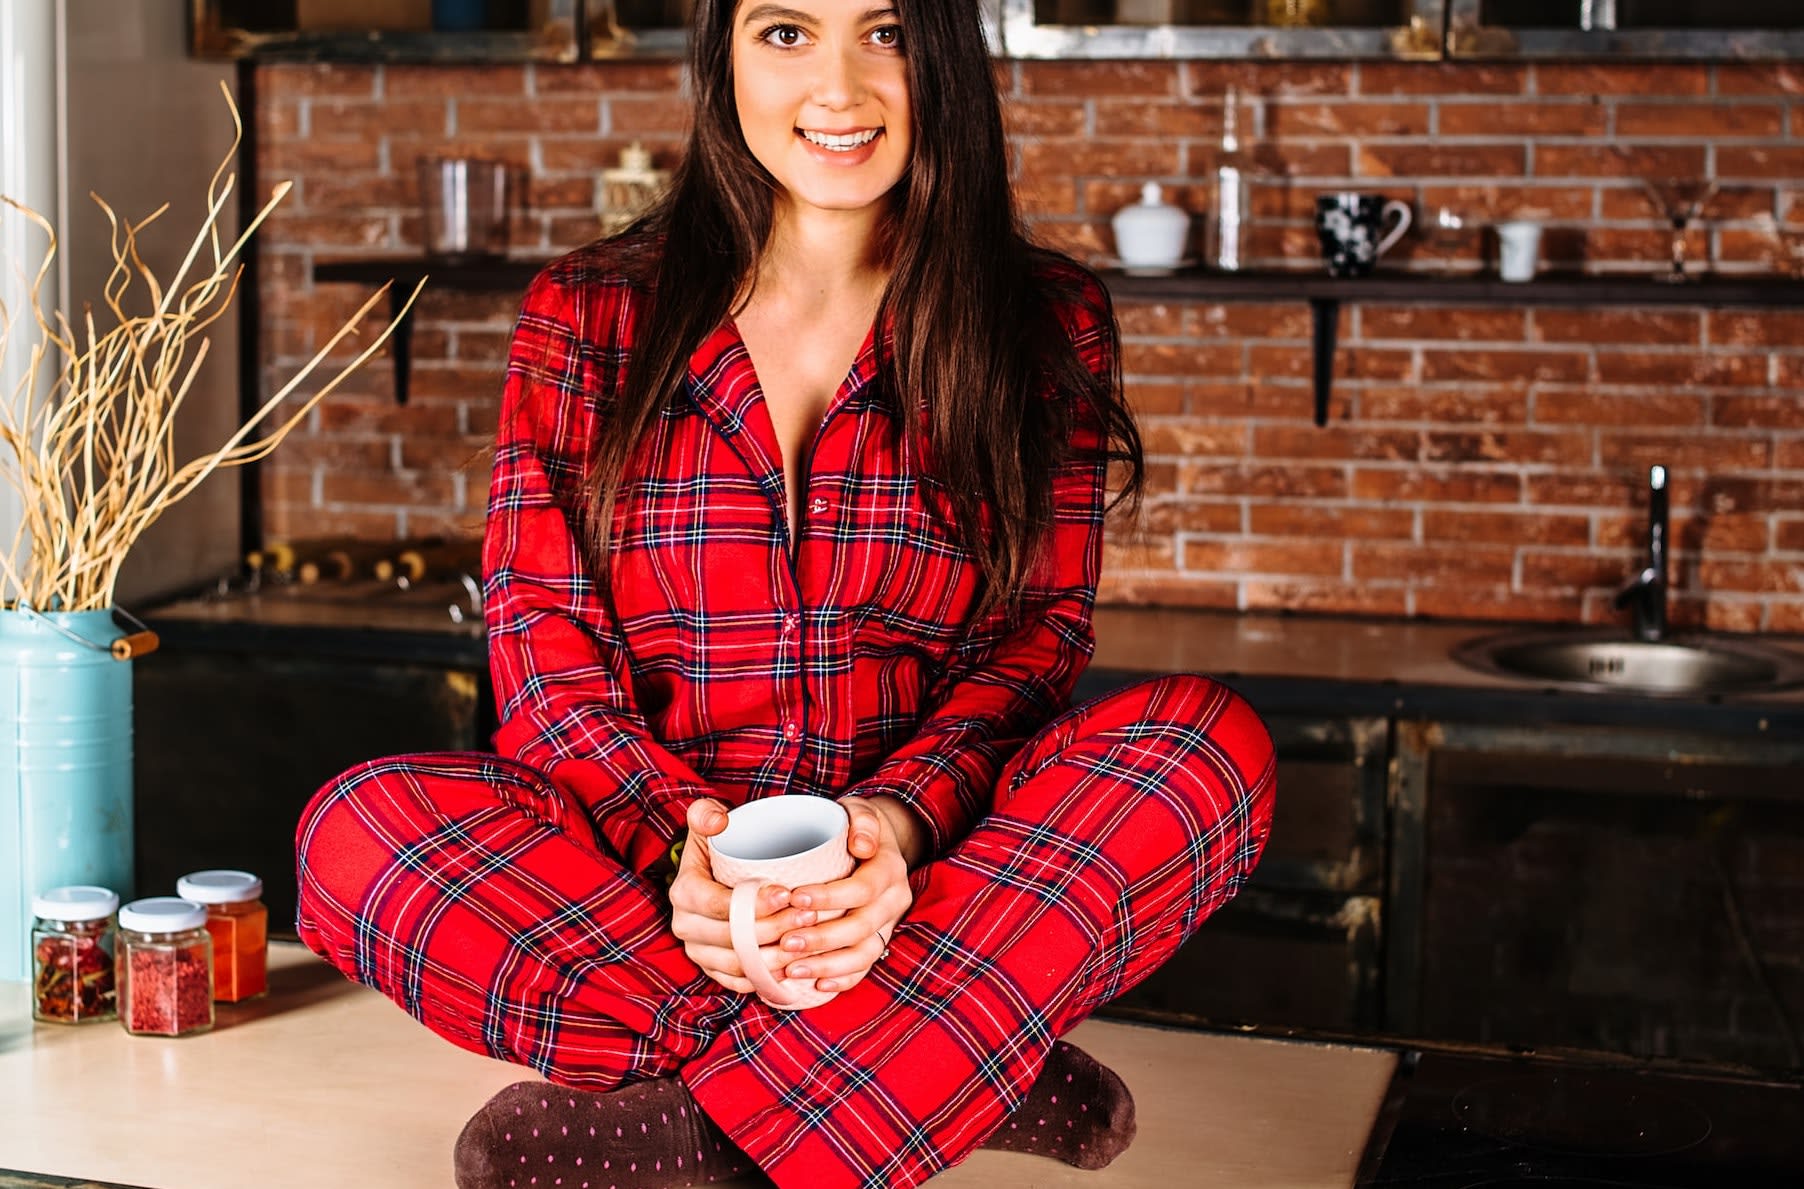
[808,496,830,516]
[782,721,801,741]
[782,614,800,634]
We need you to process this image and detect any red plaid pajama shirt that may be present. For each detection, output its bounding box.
[296,242,1276,1188]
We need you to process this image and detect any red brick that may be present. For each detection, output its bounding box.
[1116,302,1191,337]
[1595,352,1768,388]
[1716,64,1804,96]
[1695,560,1804,594]
[539,138,642,173]
[1422,430,1590,466]
[408,364,506,403]
[309,98,446,139]
[1416,184,1595,223]
[1358,145,1527,180]
[1598,434,1770,471]
[1353,468,1522,504]
[1187,381,1261,417]
[1709,310,1804,348]
[1768,601,1804,632]
[1421,349,1588,384]
[1423,508,1589,547]
[385,65,527,98]
[1267,102,1430,138]
[1678,476,1804,514]
[262,212,394,249]
[1095,576,1238,610]
[1015,177,1078,218]
[1523,473,1634,507]
[1101,534,1177,572]
[1253,426,1418,462]
[1717,147,1804,180]
[608,97,691,136]
[1578,227,1706,266]
[313,395,461,436]
[459,97,599,135]
[1361,386,1529,426]
[398,434,492,473]
[1035,219,1109,259]
[1184,540,1344,579]
[1777,519,1804,552]
[1351,542,1515,585]
[1243,582,1409,617]
[1359,63,1524,96]
[1124,380,1184,417]
[1714,396,1804,430]
[264,140,383,175]
[1617,103,1784,138]
[302,174,414,212]
[258,63,377,99]
[1535,64,1707,96]
[1676,514,1771,554]
[535,62,680,93]
[1020,61,1178,98]
[1439,102,1607,138]
[1020,140,1181,179]
[1359,306,1528,342]
[1141,501,1243,535]
[270,435,392,469]
[1248,144,1354,179]
[1092,102,1215,139]
[1004,101,1088,139]
[1696,599,1765,633]
[1122,341,1242,378]
[1140,420,1248,457]
[266,506,402,539]
[1781,438,1804,469]
[1198,304,1313,341]
[1533,145,1707,180]
[1184,62,1352,98]
[530,175,597,210]
[1412,588,1579,624]
[1182,462,1348,499]
[1530,308,1700,345]
[1534,389,1705,428]
[1248,505,1414,539]
[1520,550,1628,590]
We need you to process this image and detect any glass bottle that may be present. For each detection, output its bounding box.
[31,885,119,1024]
[177,869,269,1002]
[117,898,215,1037]
[1208,86,1250,273]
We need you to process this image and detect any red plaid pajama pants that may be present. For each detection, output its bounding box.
[295,673,1274,1189]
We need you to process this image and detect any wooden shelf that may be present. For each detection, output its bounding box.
[313,257,1804,415]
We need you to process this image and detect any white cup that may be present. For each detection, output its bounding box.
[1496,220,1543,283]
[708,796,854,1010]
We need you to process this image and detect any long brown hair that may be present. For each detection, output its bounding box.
[584,0,1143,623]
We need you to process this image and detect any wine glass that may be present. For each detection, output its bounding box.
[1639,177,1719,283]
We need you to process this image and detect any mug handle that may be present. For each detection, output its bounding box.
[729,881,796,1009]
[1376,200,1414,257]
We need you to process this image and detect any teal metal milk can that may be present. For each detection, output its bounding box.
[0,609,137,982]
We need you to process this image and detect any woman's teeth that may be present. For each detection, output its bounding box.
[800,129,879,151]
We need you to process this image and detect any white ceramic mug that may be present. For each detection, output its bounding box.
[708,796,854,1010]
[1496,220,1544,283]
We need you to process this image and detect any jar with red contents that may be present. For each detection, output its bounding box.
[117,897,214,1037]
[31,885,119,1024]
[176,869,267,1002]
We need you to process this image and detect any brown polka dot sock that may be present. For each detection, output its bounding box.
[452,1078,761,1189]
[980,1040,1138,1171]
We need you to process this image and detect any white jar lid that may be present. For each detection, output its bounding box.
[118,897,208,934]
[32,885,119,922]
[176,869,263,904]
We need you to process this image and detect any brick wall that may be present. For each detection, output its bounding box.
[257,58,1804,632]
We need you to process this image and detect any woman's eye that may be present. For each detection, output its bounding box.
[870,24,902,48]
[759,23,806,47]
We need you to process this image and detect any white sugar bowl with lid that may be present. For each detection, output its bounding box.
[1112,182,1191,274]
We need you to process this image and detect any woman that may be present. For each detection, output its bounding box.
[294,0,1275,1183]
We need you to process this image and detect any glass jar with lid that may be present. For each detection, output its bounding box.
[117,897,214,1037]
[31,885,119,1024]
[176,869,267,1002]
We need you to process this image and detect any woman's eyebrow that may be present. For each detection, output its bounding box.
[740,3,815,25]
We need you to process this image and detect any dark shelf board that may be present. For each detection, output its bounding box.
[314,256,550,291]
[1103,269,1804,307]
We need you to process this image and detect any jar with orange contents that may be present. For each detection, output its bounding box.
[175,870,267,1002]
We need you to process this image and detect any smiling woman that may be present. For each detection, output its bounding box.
[291,0,1277,1185]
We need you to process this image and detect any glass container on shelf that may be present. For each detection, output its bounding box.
[31,886,119,1025]
[117,897,215,1038]
[177,869,268,1003]
[1207,85,1249,273]
[598,142,671,238]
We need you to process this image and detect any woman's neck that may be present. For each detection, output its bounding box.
[749,203,889,313]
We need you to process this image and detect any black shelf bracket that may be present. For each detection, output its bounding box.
[1310,297,1339,428]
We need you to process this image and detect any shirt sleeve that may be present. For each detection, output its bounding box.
[484,266,714,880]
[844,278,1116,858]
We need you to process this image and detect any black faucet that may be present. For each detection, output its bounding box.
[1613,464,1668,642]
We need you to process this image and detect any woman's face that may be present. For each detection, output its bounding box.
[731,0,912,225]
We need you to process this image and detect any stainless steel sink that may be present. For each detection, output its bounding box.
[1452,629,1804,697]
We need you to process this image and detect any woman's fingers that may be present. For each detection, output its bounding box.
[673,903,815,951]
[785,930,889,990]
[686,797,730,837]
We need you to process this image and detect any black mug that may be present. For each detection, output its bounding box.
[1315,193,1413,278]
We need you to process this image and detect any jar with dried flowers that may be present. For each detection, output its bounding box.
[0,82,419,981]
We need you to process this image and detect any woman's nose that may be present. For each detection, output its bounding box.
[809,45,865,109]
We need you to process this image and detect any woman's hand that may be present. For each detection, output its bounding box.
[667,798,812,994]
[776,796,921,995]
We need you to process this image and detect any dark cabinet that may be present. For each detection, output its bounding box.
[1391,721,1804,1073]
[1102,713,1391,1033]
